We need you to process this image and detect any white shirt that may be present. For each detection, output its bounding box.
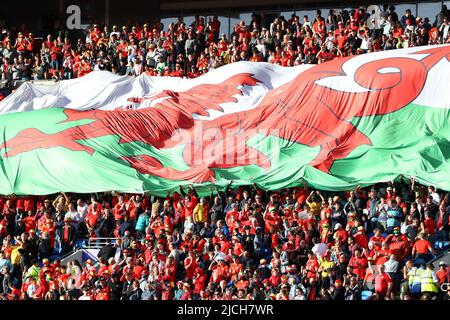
[430,192,440,204]
[381,20,391,35]
[65,210,81,227]
[256,44,266,58]
[77,204,88,219]
[27,284,37,298]
[384,258,399,273]
[360,37,369,50]
[184,221,195,234]
[110,31,121,39]
[297,210,308,221]
[325,36,336,50]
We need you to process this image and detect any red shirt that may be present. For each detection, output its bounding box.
[132,265,146,279]
[50,45,62,61]
[184,256,197,279]
[437,210,445,229]
[269,275,281,287]
[230,262,243,280]
[22,216,37,233]
[171,70,184,77]
[211,264,229,283]
[210,20,220,34]
[436,268,448,283]
[232,242,244,257]
[348,256,367,280]
[95,292,110,300]
[424,217,436,235]
[16,38,29,52]
[78,62,92,77]
[369,235,385,249]
[375,273,392,295]
[218,239,231,254]
[305,258,319,279]
[354,232,368,249]
[334,229,348,243]
[193,272,206,294]
[86,204,102,228]
[217,41,228,54]
[184,196,198,218]
[249,55,263,62]
[63,226,70,242]
[113,202,129,220]
[413,239,432,254]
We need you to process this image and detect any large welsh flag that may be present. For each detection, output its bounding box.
[0,45,450,196]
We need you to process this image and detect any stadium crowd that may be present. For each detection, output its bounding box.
[0,178,449,300]
[0,3,449,301]
[0,4,449,90]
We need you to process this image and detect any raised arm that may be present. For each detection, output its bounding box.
[179,185,186,197]
[317,191,325,202]
[306,191,314,204]
[225,180,233,196]
[189,184,199,198]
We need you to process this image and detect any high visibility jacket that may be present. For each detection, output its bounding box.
[408,268,422,293]
[27,265,40,281]
[421,269,438,293]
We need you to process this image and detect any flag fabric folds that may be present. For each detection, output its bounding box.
[0,45,449,196]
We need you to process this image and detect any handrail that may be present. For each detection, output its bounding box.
[84,237,117,249]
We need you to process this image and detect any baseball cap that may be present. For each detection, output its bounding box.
[439,261,447,267]
[334,223,342,230]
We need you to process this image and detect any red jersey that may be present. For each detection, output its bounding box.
[348,256,367,280]
[375,273,392,295]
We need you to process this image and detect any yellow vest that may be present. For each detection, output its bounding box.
[408,268,422,293]
[193,204,206,223]
[10,246,21,265]
[320,260,335,278]
[27,265,40,281]
[421,269,438,293]
[307,201,321,216]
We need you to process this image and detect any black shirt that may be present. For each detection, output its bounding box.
[98,244,116,262]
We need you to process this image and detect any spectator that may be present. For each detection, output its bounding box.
[60,217,76,255]
[0,8,448,300]
[374,264,393,300]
